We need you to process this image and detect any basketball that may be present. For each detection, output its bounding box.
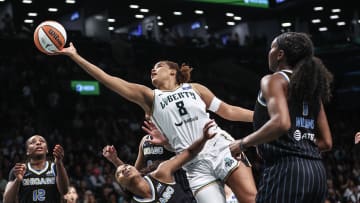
[33,20,67,55]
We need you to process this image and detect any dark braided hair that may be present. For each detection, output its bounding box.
[275,32,333,103]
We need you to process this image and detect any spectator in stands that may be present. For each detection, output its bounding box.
[64,186,78,203]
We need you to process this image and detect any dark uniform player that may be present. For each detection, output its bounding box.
[138,135,174,167]
[131,175,189,203]
[103,121,217,203]
[10,161,60,202]
[230,32,333,203]
[253,70,330,203]
[135,134,196,203]
[3,135,69,203]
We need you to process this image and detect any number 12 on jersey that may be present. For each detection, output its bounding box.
[33,189,46,201]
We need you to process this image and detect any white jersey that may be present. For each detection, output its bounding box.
[152,83,212,152]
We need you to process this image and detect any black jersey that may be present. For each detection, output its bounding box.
[142,135,175,166]
[254,70,322,163]
[142,135,196,202]
[9,161,61,203]
[132,175,191,203]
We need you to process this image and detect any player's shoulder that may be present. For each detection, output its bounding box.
[261,73,287,86]
[189,82,202,89]
[189,82,210,96]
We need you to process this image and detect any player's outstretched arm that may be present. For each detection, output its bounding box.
[57,42,153,113]
[134,136,147,170]
[192,83,253,122]
[103,145,124,168]
[155,120,216,178]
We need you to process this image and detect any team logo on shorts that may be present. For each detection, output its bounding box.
[293,129,301,141]
[224,157,235,168]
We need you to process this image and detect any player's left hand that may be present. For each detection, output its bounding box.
[203,120,217,140]
[142,120,169,146]
[53,144,64,163]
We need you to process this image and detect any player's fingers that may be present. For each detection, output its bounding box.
[203,120,213,132]
[141,126,151,134]
[110,145,116,152]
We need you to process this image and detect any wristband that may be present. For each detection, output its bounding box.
[239,139,247,151]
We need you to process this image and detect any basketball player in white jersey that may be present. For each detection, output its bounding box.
[57,43,257,203]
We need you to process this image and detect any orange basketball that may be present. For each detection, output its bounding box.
[33,20,67,55]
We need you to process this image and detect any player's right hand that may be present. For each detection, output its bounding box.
[203,120,217,140]
[14,163,26,181]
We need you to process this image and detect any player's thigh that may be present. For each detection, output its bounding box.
[195,181,226,203]
[225,161,257,203]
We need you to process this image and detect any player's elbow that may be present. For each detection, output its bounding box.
[273,116,291,135]
[320,137,333,151]
[324,139,333,151]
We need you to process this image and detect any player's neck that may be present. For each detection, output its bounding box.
[129,177,152,199]
[30,158,47,170]
[158,82,180,91]
[277,65,292,72]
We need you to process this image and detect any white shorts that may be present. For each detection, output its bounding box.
[183,128,239,194]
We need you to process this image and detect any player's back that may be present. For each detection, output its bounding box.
[132,175,192,203]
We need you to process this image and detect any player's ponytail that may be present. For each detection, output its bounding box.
[163,60,193,84]
[276,32,333,103]
[177,63,193,84]
[289,55,333,104]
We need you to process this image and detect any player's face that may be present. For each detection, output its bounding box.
[268,38,280,72]
[151,62,176,88]
[26,135,48,156]
[115,164,140,188]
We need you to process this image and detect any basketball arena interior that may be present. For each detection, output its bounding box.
[0,0,359,202]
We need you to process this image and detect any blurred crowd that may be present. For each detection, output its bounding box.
[0,35,359,203]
